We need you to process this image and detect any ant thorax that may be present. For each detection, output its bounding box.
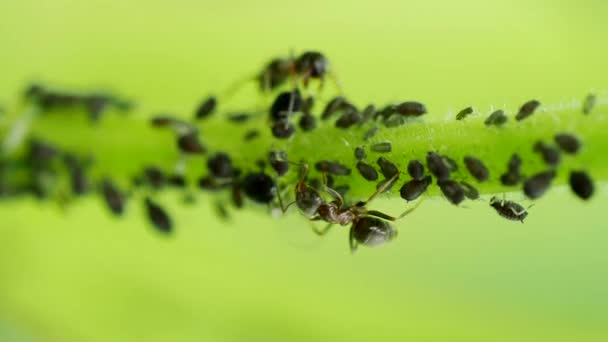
[317,201,357,226]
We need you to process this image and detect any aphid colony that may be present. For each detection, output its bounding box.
[0,51,600,253]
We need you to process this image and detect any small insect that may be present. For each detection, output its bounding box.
[554,133,581,154]
[144,166,165,189]
[335,109,362,128]
[354,146,366,161]
[569,170,594,200]
[463,156,489,182]
[231,182,244,208]
[489,196,528,223]
[407,160,425,180]
[438,179,465,205]
[268,150,289,177]
[302,96,315,115]
[500,154,522,186]
[376,157,399,179]
[441,155,458,172]
[150,115,175,127]
[360,104,376,124]
[426,152,450,181]
[459,181,479,200]
[356,161,379,181]
[227,112,252,123]
[399,176,431,201]
[395,101,427,117]
[583,93,596,115]
[241,172,276,204]
[194,96,217,120]
[515,99,540,121]
[167,174,187,188]
[363,126,379,141]
[321,96,347,120]
[370,142,392,153]
[271,119,296,139]
[523,170,556,199]
[299,113,317,132]
[455,106,474,120]
[207,152,234,179]
[177,131,206,154]
[144,197,172,233]
[270,89,302,121]
[243,129,260,141]
[315,160,351,176]
[533,141,561,167]
[484,110,508,126]
[101,179,125,215]
[63,155,89,195]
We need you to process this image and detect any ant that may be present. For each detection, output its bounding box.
[278,164,421,253]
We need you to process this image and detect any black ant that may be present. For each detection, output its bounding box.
[279,164,420,253]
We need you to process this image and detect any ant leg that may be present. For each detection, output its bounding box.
[328,71,344,94]
[275,176,296,214]
[312,223,333,236]
[221,73,257,100]
[355,173,399,207]
[398,199,424,219]
[320,171,344,206]
[365,210,397,222]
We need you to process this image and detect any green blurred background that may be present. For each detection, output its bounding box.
[1,0,607,341]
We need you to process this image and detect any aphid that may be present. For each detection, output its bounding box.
[554,133,581,154]
[426,152,450,181]
[455,106,474,120]
[363,126,379,141]
[334,184,350,196]
[321,96,346,120]
[582,93,596,115]
[370,142,392,153]
[459,181,479,200]
[500,154,522,186]
[28,139,58,163]
[441,155,458,172]
[302,96,315,115]
[335,109,362,128]
[484,110,507,126]
[268,150,289,176]
[227,112,252,123]
[167,174,187,188]
[569,170,594,200]
[63,155,88,195]
[177,131,206,154]
[376,157,399,179]
[399,176,431,201]
[533,141,561,167]
[194,96,217,120]
[101,179,125,215]
[463,156,489,182]
[360,104,376,124]
[523,170,556,199]
[407,160,425,180]
[144,197,172,233]
[437,179,465,205]
[299,113,317,132]
[271,119,296,139]
[243,129,260,141]
[207,152,234,179]
[383,114,405,128]
[144,166,165,189]
[150,115,174,127]
[354,146,366,161]
[241,172,276,204]
[395,101,427,117]
[270,89,302,121]
[489,197,528,223]
[198,176,231,191]
[515,99,540,121]
[231,182,244,209]
[356,161,379,181]
[314,160,351,176]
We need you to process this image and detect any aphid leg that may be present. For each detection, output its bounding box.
[397,199,424,219]
[355,172,399,207]
[311,223,333,236]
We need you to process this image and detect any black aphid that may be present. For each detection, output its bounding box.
[227,113,252,123]
[484,110,508,126]
[243,129,260,141]
[583,93,596,115]
[456,106,474,120]
[489,197,528,222]
[407,160,425,180]
[569,170,594,200]
[354,146,366,161]
[177,132,206,154]
[377,157,399,179]
[63,155,88,195]
[268,150,289,177]
[399,176,431,202]
[554,133,581,154]
[360,104,376,124]
[356,161,379,181]
[463,156,489,182]
[231,182,244,208]
[241,172,276,204]
[515,99,540,121]
[533,141,561,167]
[395,101,427,117]
[459,181,479,200]
[314,160,351,176]
[302,96,315,115]
[334,184,350,196]
[101,179,125,215]
[335,109,362,128]
[500,154,522,186]
[441,155,458,172]
[270,89,302,121]
[144,197,172,233]
[198,176,230,191]
[370,142,392,153]
[363,126,379,141]
[438,179,465,205]
[426,152,450,181]
[194,96,217,120]
[150,115,174,127]
[321,96,346,120]
[144,166,165,189]
[207,152,234,179]
[299,113,317,131]
[523,170,556,199]
[167,174,187,188]
[271,119,296,139]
